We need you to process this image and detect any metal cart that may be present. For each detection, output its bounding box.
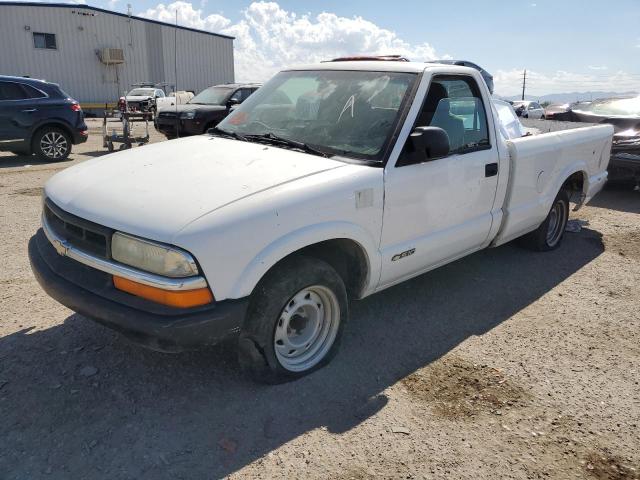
[102,110,150,152]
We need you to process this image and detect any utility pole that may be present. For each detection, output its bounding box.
[521,69,527,101]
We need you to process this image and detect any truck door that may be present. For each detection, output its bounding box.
[378,74,499,288]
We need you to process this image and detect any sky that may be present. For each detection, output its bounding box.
[11,0,640,96]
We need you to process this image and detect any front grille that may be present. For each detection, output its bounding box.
[44,200,112,259]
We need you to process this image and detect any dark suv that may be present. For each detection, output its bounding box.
[155,83,260,139]
[0,76,88,161]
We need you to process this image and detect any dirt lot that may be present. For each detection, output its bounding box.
[1,121,639,479]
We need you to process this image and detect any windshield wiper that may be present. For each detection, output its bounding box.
[242,133,332,158]
[208,126,247,141]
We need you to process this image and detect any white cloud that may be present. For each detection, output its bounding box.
[140,1,230,32]
[494,69,640,96]
[588,65,608,71]
[139,1,441,82]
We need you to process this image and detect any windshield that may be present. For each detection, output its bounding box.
[128,88,155,96]
[216,70,417,161]
[189,86,232,105]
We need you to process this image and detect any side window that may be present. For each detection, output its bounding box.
[229,89,242,103]
[33,32,57,50]
[413,76,490,155]
[21,84,46,99]
[231,88,252,103]
[155,90,165,98]
[0,82,29,101]
[530,102,540,110]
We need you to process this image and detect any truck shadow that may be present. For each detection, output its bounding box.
[588,183,640,214]
[0,228,604,478]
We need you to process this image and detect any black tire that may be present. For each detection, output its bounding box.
[32,127,72,161]
[238,256,348,384]
[519,189,570,251]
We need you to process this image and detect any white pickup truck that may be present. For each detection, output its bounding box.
[29,60,613,383]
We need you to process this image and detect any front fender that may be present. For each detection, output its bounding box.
[228,221,381,300]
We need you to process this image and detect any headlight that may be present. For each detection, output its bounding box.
[111,232,199,278]
[179,111,196,119]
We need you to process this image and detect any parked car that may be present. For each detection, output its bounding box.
[29,60,612,383]
[512,100,545,119]
[544,103,573,120]
[570,96,640,183]
[155,91,195,112]
[0,75,87,161]
[118,86,165,115]
[155,83,261,139]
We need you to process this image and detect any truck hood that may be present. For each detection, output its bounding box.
[45,136,346,243]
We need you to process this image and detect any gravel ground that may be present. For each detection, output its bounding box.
[1,122,639,479]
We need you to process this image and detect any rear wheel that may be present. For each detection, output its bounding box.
[238,256,348,384]
[32,127,71,161]
[519,189,570,251]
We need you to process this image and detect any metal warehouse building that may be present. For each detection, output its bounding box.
[0,2,235,108]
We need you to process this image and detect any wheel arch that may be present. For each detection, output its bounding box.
[554,168,588,208]
[228,222,380,301]
[30,120,74,147]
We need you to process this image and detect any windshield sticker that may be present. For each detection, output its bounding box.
[338,95,356,122]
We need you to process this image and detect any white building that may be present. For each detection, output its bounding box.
[0,2,235,109]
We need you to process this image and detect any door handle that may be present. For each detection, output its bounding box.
[485,163,498,177]
[21,108,37,113]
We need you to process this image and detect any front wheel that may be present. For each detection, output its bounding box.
[519,189,570,251]
[238,256,348,384]
[33,127,71,161]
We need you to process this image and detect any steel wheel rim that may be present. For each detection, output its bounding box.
[40,132,68,159]
[546,200,566,246]
[274,285,340,372]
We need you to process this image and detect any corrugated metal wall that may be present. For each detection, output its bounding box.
[0,4,234,104]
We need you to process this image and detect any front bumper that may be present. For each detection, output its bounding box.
[29,229,248,352]
[155,117,204,137]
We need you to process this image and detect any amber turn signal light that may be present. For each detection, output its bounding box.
[113,276,213,308]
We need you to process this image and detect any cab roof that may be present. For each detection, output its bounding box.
[284,61,478,76]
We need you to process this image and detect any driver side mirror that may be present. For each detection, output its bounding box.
[227,98,240,108]
[408,126,450,161]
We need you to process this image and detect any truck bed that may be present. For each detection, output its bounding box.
[521,118,599,133]
[493,123,613,246]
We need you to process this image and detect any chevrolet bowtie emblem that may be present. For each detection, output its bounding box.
[52,238,68,256]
